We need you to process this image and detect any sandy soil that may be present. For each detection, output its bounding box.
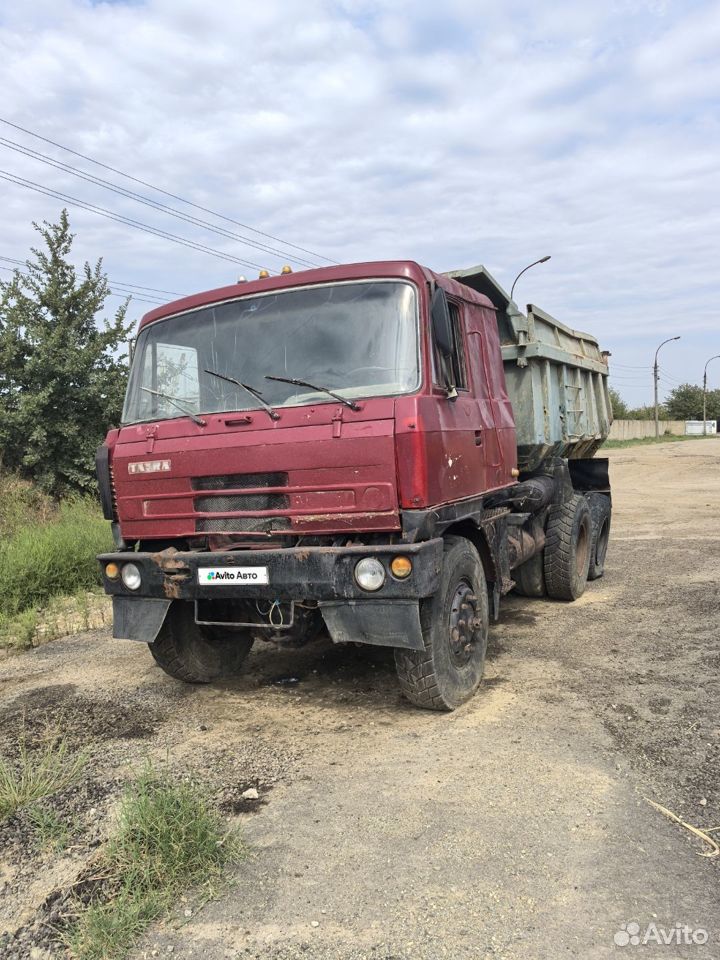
[1,437,719,959]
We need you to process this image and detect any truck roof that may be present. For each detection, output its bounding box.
[137,259,495,329]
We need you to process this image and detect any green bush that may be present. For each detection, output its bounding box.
[0,498,112,619]
[0,471,55,539]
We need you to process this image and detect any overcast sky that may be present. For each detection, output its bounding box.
[2,0,719,406]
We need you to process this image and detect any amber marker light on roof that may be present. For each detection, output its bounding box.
[281,265,293,274]
[258,269,270,279]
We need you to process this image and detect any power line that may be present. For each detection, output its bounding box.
[0,255,183,298]
[0,170,272,272]
[0,136,321,269]
[0,264,164,305]
[0,116,338,266]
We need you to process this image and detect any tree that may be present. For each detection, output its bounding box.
[665,383,720,421]
[608,387,629,419]
[0,210,132,497]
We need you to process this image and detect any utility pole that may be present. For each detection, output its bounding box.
[703,355,720,435]
[653,336,681,438]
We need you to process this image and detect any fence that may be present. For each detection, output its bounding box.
[608,419,686,441]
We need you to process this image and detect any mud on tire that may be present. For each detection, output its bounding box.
[587,493,611,581]
[543,493,592,601]
[512,550,546,597]
[150,601,254,683]
[394,536,490,712]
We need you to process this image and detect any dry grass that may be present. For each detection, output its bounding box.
[0,734,87,821]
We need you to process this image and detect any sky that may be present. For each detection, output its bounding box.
[1,0,719,407]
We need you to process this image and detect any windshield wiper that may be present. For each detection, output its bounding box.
[141,387,207,426]
[265,375,360,412]
[204,369,280,421]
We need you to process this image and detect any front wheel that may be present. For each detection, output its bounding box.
[394,536,490,711]
[150,602,254,683]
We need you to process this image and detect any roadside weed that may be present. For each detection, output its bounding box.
[0,735,86,821]
[67,766,243,960]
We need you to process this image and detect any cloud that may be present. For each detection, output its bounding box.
[1,0,718,405]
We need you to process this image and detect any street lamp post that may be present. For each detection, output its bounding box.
[509,256,551,302]
[653,336,681,438]
[703,355,720,436]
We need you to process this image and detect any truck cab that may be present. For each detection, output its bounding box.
[98,260,611,710]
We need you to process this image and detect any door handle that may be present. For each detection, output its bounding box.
[222,416,253,426]
[474,430,483,446]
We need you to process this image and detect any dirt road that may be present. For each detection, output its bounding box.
[1,438,719,958]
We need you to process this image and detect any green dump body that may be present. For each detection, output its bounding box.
[447,264,612,472]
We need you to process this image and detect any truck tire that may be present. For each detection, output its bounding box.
[543,494,592,601]
[587,493,611,581]
[394,536,489,711]
[150,602,254,683]
[512,551,546,597]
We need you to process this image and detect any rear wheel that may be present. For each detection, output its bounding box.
[394,536,489,711]
[587,493,611,580]
[150,602,254,683]
[543,494,592,601]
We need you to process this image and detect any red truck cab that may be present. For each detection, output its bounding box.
[98,260,610,710]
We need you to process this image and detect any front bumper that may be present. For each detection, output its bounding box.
[98,540,443,602]
[98,540,443,650]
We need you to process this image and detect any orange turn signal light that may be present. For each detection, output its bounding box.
[390,556,412,579]
[105,562,120,580]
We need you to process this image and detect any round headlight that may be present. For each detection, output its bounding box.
[121,562,142,591]
[354,557,386,592]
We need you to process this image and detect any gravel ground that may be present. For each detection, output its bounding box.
[0,437,718,959]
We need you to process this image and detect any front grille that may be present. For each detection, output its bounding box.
[196,516,289,533]
[195,494,289,513]
[193,471,290,535]
[193,472,288,491]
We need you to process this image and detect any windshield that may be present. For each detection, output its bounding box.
[122,280,419,424]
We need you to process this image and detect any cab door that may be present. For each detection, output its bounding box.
[421,293,505,503]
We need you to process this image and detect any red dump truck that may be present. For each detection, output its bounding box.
[96,260,612,710]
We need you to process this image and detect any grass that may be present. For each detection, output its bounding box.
[603,433,718,449]
[0,734,87,821]
[0,472,55,539]
[0,477,113,648]
[67,767,242,960]
[28,803,74,852]
[0,590,111,651]
[0,498,113,619]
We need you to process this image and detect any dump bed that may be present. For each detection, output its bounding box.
[447,264,612,471]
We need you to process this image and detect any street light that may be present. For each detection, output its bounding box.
[703,355,720,436]
[510,256,551,302]
[653,336,681,438]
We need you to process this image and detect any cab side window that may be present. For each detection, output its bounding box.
[447,302,467,389]
[434,300,468,390]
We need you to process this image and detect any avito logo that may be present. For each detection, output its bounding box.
[199,566,269,586]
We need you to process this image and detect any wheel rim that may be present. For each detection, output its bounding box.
[448,580,479,667]
[576,521,590,576]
